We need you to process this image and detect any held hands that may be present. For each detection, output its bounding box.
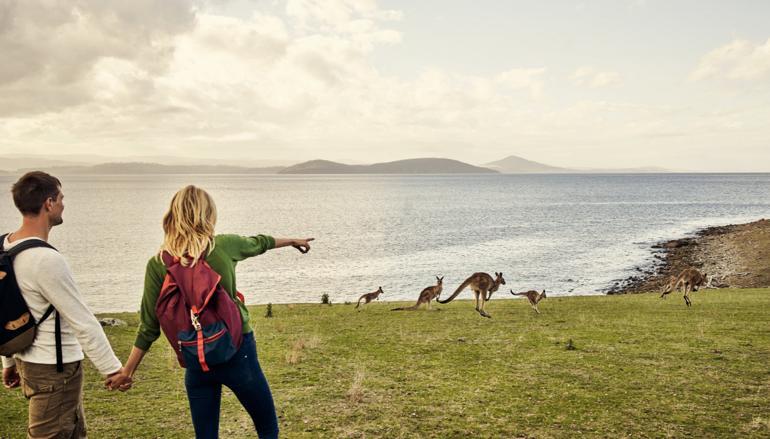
[292,238,315,254]
[3,366,20,389]
[104,367,133,392]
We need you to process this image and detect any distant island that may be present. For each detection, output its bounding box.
[279,158,497,174]
[15,162,284,175]
[486,155,672,174]
[485,155,571,173]
[0,154,674,175]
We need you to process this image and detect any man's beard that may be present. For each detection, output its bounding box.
[50,216,63,227]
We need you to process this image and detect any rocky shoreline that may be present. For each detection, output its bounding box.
[607,219,770,294]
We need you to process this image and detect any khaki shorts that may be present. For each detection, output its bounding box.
[16,359,86,439]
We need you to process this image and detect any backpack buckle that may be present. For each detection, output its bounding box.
[190,310,201,331]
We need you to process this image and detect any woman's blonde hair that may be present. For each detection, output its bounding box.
[160,185,217,266]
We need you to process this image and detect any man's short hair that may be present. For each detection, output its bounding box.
[11,171,62,216]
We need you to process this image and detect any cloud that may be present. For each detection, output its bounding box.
[0,0,551,160]
[495,68,547,98]
[571,67,622,88]
[690,38,770,82]
[2,1,765,170]
[286,0,402,33]
[0,0,197,116]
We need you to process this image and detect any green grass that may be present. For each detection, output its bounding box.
[2,289,770,438]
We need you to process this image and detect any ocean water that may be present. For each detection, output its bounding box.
[1,173,769,312]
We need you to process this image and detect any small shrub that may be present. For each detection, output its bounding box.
[347,369,366,403]
[265,303,273,318]
[286,339,306,365]
[321,293,332,305]
[565,339,577,351]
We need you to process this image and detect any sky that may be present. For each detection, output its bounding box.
[0,0,769,170]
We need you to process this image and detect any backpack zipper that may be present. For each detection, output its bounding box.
[178,328,227,347]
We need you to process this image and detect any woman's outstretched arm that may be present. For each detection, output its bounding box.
[273,237,315,253]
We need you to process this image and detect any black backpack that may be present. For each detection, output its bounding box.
[0,234,63,372]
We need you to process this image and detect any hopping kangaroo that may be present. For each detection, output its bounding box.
[511,289,547,314]
[438,272,505,318]
[392,276,443,311]
[660,268,708,307]
[355,286,384,310]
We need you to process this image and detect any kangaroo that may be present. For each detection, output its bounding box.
[355,286,384,310]
[511,289,547,314]
[660,268,708,307]
[392,276,443,311]
[437,272,505,318]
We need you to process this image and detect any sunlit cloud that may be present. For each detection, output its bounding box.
[690,38,770,82]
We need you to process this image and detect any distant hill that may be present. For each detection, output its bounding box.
[279,160,362,174]
[485,155,673,173]
[368,158,496,174]
[484,155,572,173]
[280,158,497,174]
[20,162,284,175]
[0,154,292,169]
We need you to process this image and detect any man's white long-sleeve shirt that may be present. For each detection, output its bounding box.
[1,236,121,376]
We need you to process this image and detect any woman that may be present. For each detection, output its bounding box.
[107,185,313,439]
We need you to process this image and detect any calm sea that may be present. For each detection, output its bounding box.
[1,173,769,312]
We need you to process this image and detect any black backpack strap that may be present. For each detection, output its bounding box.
[36,305,62,373]
[0,233,7,251]
[6,239,57,259]
[54,311,63,373]
[38,305,55,325]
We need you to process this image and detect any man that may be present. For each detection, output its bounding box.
[1,171,128,438]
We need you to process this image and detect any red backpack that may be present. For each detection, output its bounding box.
[155,252,243,371]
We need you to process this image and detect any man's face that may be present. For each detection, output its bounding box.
[46,189,64,227]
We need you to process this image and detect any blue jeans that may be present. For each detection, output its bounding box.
[185,332,279,439]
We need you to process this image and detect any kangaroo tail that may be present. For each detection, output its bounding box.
[510,290,525,296]
[355,296,363,309]
[438,278,472,304]
[391,304,419,311]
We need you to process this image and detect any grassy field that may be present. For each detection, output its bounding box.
[1,289,769,438]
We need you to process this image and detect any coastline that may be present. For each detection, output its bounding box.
[608,218,770,294]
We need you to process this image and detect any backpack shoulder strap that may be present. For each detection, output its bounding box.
[6,239,57,259]
[38,305,55,325]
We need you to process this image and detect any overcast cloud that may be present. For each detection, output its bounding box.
[0,0,768,171]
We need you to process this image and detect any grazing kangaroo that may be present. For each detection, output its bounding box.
[392,276,443,311]
[437,272,505,318]
[511,289,547,314]
[660,268,708,307]
[355,286,384,310]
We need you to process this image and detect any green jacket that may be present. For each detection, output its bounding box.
[134,234,275,351]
